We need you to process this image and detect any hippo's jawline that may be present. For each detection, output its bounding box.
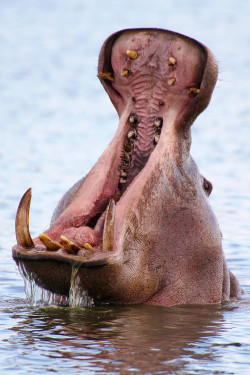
[12,28,242,305]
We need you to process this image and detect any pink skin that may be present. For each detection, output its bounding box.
[12,29,242,306]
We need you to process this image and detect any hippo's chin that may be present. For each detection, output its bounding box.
[12,28,242,306]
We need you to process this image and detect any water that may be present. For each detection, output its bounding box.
[1,0,250,373]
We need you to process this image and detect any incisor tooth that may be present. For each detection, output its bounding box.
[60,236,80,254]
[102,199,115,252]
[83,242,94,251]
[127,50,138,59]
[15,188,34,248]
[39,233,61,251]
[97,72,114,81]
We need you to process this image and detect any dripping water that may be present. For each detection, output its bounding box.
[17,261,93,308]
[69,264,94,307]
[18,261,68,306]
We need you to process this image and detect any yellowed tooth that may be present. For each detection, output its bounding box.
[83,242,94,251]
[15,188,34,248]
[60,235,80,254]
[167,77,176,86]
[97,72,114,81]
[39,233,62,251]
[168,56,176,66]
[186,87,201,96]
[127,50,138,59]
[102,199,115,252]
[121,69,129,77]
[119,177,127,184]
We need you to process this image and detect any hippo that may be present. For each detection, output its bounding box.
[12,28,242,306]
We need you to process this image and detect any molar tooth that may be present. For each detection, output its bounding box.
[60,236,80,254]
[97,72,114,81]
[120,171,127,177]
[102,199,115,252]
[127,129,137,139]
[15,188,34,248]
[127,50,138,59]
[186,87,200,96]
[154,117,163,128]
[129,113,138,126]
[39,233,62,251]
[154,134,160,144]
[123,152,131,163]
[168,56,176,66]
[168,77,176,86]
[124,140,134,154]
[121,69,129,77]
[159,100,165,106]
[119,177,127,184]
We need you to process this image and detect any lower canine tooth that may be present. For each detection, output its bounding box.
[60,236,80,254]
[39,233,62,251]
[15,188,34,248]
[103,199,115,252]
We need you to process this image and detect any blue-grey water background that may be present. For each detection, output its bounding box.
[1,0,250,374]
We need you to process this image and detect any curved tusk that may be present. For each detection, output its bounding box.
[102,199,115,252]
[15,188,34,248]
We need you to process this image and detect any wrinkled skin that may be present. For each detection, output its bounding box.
[12,28,242,306]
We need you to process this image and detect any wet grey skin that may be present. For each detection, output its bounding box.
[12,28,242,306]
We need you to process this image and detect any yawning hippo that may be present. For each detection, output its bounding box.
[12,28,242,306]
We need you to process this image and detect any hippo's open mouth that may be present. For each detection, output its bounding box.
[13,28,241,305]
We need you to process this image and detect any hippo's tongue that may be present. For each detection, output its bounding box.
[14,28,217,260]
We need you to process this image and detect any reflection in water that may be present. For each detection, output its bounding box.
[7,303,230,374]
